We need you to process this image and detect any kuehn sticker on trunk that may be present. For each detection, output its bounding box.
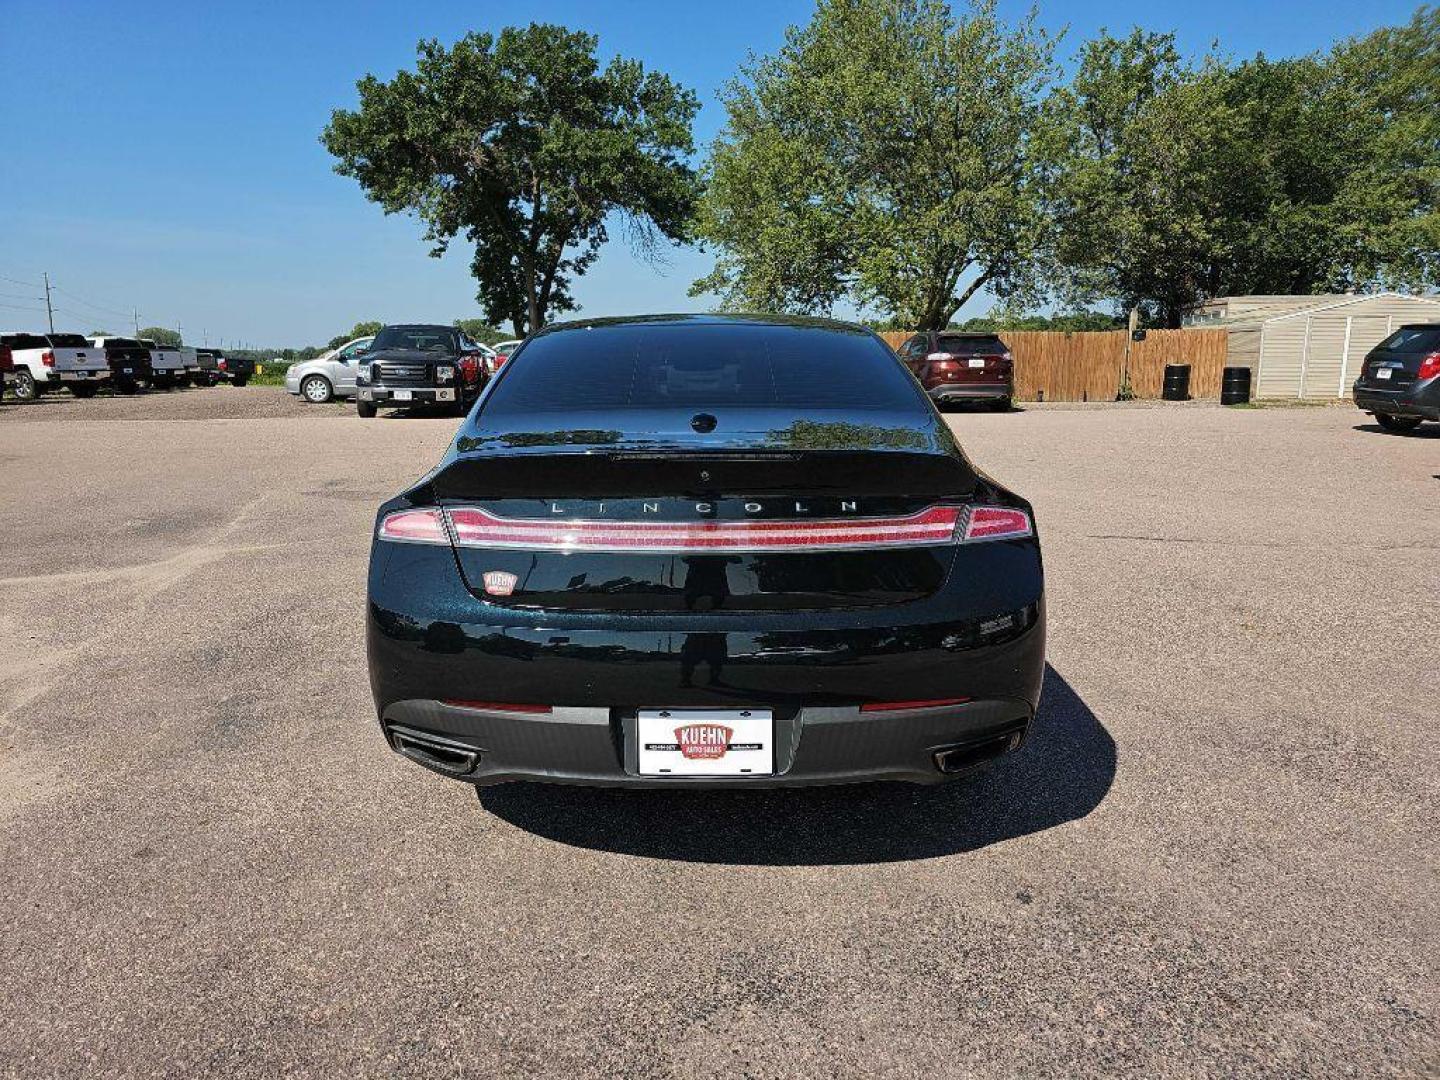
[367,314,1045,789]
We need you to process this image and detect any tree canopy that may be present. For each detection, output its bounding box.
[138,326,182,346]
[693,0,1054,330]
[323,24,701,336]
[695,3,1439,328]
[453,318,508,344]
[327,320,382,349]
[1041,12,1440,324]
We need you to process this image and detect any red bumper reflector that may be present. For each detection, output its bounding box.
[860,697,972,713]
[443,700,553,714]
[444,506,962,553]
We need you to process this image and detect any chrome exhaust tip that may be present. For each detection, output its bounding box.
[387,724,481,777]
[932,726,1026,774]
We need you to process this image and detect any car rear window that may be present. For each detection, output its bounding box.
[936,334,1008,355]
[47,333,90,348]
[1377,326,1440,352]
[373,326,459,353]
[482,323,923,414]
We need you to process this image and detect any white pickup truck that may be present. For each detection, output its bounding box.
[140,339,191,389]
[0,331,111,400]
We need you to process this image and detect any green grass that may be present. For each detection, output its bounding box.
[250,364,294,387]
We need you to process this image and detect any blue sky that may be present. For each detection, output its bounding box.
[0,0,1421,346]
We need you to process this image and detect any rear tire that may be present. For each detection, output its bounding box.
[301,375,333,404]
[232,377,249,388]
[116,378,140,395]
[991,396,1012,412]
[13,371,38,401]
[1375,413,1422,433]
[357,400,378,418]
[70,384,98,399]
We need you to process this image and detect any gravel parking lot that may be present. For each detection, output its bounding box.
[1,388,1436,1078]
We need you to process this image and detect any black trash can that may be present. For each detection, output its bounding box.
[1221,366,1252,405]
[1162,364,1191,401]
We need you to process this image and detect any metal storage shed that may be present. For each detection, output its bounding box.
[1188,292,1440,399]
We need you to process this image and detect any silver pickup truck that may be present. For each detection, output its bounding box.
[139,339,194,389]
[0,331,111,400]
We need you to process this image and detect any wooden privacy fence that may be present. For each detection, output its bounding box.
[879,329,1230,402]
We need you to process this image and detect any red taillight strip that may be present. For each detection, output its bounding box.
[378,507,448,544]
[960,506,1032,542]
[444,506,961,553]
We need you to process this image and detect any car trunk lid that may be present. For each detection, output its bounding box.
[432,431,977,613]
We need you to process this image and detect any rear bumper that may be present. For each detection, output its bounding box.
[359,384,457,405]
[381,697,1034,787]
[926,382,1010,401]
[1354,380,1440,420]
[367,540,1045,787]
[56,370,110,382]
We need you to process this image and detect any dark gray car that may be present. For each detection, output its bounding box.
[1353,324,1440,433]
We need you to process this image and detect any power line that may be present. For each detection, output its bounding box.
[0,273,42,289]
[50,284,133,320]
[0,301,48,312]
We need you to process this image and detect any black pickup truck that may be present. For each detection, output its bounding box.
[192,349,222,387]
[214,351,255,386]
[354,324,488,417]
[89,336,153,394]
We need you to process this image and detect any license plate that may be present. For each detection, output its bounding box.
[393,389,413,401]
[1376,368,1393,380]
[638,708,773,777]
[123,367,133,374]
[968,357,985,368]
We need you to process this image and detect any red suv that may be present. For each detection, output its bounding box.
[896,332,1013,411]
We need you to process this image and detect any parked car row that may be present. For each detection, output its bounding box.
[285,325,504,416]
[0,332,254,403]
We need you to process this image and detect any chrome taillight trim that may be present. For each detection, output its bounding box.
[443,505,963,554]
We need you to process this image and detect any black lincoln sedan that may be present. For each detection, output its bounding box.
[366,314,1045,787]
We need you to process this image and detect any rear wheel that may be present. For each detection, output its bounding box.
[1375,413,1422,433]
[991,396,1012,412]
[301,375,333,404]
[232,377,249,388]
[70,384,98,399]
[357,400,378,418]
[116,378,140,395]
[13,371,38,401]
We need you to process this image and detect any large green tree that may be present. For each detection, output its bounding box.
[692,0,1054,329]
[323,24,700,336]
[1043,14,1440,325]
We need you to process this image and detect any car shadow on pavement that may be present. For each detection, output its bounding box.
[1352,422,1439,438]
[476,664,1115,865]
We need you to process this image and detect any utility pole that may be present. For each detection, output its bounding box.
[42,272,55,334]
[132,308,140,336]
[177,319,183,345]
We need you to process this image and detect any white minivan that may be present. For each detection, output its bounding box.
[284,336,374,403]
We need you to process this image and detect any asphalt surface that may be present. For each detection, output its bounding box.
[1,388,1436,1078]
